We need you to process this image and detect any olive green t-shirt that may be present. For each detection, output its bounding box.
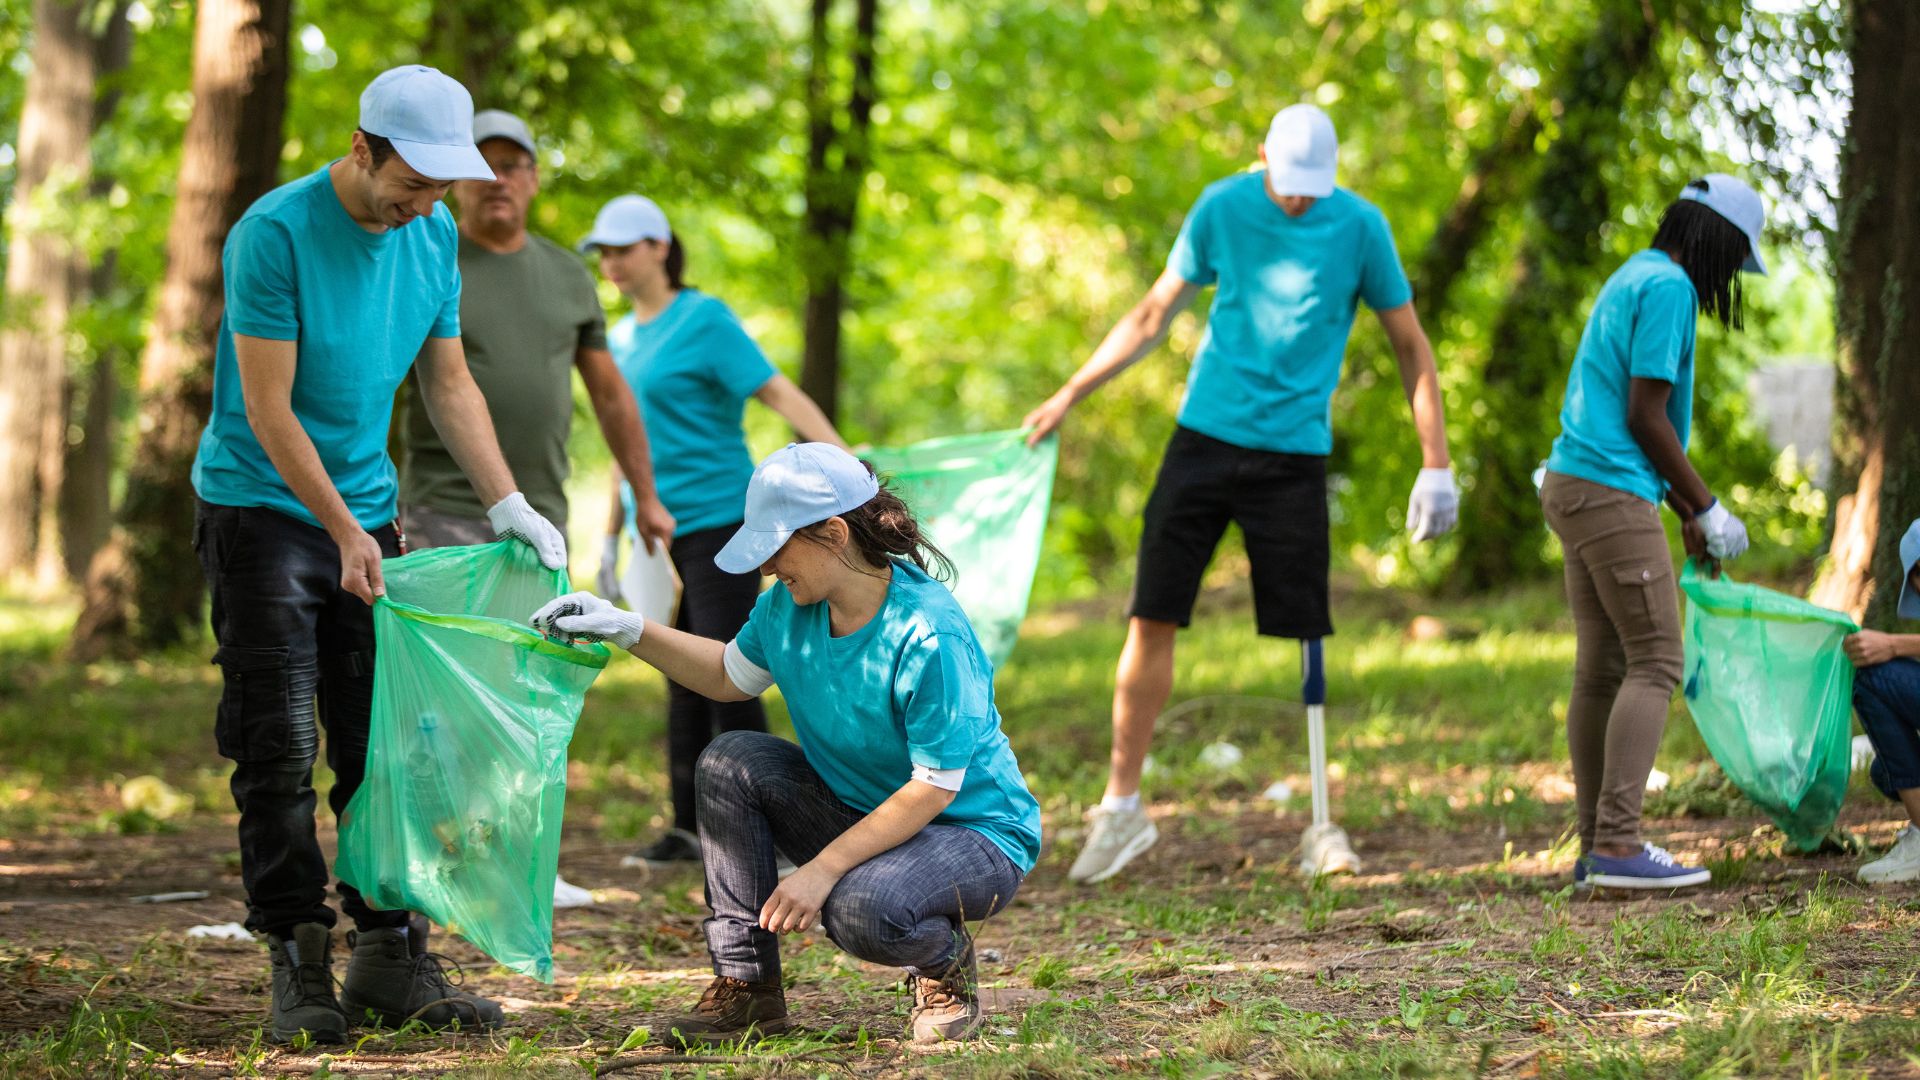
[400,233,607,526]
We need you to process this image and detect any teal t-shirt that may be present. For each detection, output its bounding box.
[732,560,1044,873]
[192,166,462,528]
[1545,250,1698,504]
[1169,172,1413,455]
[609,290,778,536]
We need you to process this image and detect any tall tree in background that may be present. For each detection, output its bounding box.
[1455,0,1659,591]
[422,0,518,106]
[71,0,290,659]
[798,0,879,425]
[1811,0,1920,625]
[57,3,133,583]
[0,0,98,582]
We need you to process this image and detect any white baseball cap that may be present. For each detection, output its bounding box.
[714,443,881,574]
[1899,519,1920,620]
[358,66,494,182]
[1678,173,1768,275]
[472,109,536,158]
[577,194,672,252]
[1263,104,1338,198]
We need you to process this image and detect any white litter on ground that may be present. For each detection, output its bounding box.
[1262,779,1294,803]
[1645,768,1671,792]
[1853,734,1876,772]
[553,875,595,909]
[1198,742,1243,770]
[186,922,253,941]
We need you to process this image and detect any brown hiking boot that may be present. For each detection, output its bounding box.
[666,975,789,1046]
[910,931,982,1044]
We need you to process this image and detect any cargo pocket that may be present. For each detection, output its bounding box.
[1610,562,1676,640]
[212,645,292,762]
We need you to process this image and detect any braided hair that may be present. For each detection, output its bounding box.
[1650,180,1751,330]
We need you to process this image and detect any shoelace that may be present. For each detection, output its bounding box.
[412,950,469,994]
[695,978,754,1017]
[1641,844,1679,867]
[278,959,341,1012]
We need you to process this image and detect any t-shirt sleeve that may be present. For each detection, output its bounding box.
[1627,277,1697,383]
[731,585,779,673]
[573,260,609,351]
[223,217,300,341]
[702,305,779,399]
[1166,192,1216,286]
[431,264,462,339]
[899,633,992,772]
[1358,211,1414,311]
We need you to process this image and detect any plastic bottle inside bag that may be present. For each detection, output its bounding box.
[408,712,465,863]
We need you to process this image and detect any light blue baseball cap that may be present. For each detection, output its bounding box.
[714,443,880,574]
[577,194,672,252]
[1899,519,1920,620]
[1678,173,1768,275]
[1263,104,1338,198]
[358,65,494,182]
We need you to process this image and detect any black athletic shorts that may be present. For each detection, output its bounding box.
[1127,425,1332,639]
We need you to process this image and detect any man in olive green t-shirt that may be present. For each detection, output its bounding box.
[400,109,675,551]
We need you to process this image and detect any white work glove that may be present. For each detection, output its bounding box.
[1407,467,1460,543]
[596,533,621,599]
[530,591,645,650]
[487,492,568,570]
[1696,499,1749,560]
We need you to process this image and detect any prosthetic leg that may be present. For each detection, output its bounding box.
[1297,638,1361,876]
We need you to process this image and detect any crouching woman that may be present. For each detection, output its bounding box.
[532,442,1041,1045]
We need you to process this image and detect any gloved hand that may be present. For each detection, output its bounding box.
[1407,467,1460,543]
[596,534,621,598]
[530,591,645,650]
[1696,499,1749,560]
[487,492,567,570]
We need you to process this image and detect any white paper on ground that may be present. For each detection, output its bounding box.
[187,922,253,941]
[620,537,681,625]
[553,874,594,909]
[1852,734,1877,772]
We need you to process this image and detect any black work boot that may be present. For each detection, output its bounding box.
[338,924,505,1032]
[265,922,348,1045]
[666,976,790,1047]
[909,930,982,1044]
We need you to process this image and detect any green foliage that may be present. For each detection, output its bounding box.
[0,0,1850,601]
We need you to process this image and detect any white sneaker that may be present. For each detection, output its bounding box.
[1067,805,1158,884]
[1859,824,1920,885]
[553,874,595,909]
[1298,822,1361,877]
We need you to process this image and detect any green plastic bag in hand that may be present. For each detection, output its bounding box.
[862,430,1058,668]
[1680,562,1859,852]
[336,541,608,982]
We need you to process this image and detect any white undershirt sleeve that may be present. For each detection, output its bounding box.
[722,639,775,698]
[911,764,966,791]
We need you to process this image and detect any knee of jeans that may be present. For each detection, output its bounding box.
[696,730,780,791]
[821,886,915,958]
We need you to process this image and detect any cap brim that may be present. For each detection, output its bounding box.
[1743,246,1768,275]
[390,139,495,182]
[713,524,793,575]
[576,228,668,253]
[1267,165,1336,199]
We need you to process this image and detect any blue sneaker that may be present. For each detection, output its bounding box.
[1585,843,1711,890]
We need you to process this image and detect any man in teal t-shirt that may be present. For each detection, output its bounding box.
[1025,103,1459,885]
[191,66,568,1045]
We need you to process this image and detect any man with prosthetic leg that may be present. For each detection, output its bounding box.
[1025,103,1459,883]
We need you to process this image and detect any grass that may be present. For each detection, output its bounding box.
[3,567,1919,1077]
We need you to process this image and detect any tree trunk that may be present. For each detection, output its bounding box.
[798,0,879,427]
[1810,0,1920,626]
[1455,1,1659,591]
[1412,103,1542,326]
[423,0,519,106]
[0,0,94,580]
[69,0,290,660]
[57,3,134,582]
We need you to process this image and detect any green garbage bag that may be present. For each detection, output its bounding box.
[336,541,608,982]
[863,430,1058,667]
[1680,562,1859,852]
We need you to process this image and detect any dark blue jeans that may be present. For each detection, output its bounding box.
[194,499,412,937]
[695,731,1023,985]
[1854,658,1920,799]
